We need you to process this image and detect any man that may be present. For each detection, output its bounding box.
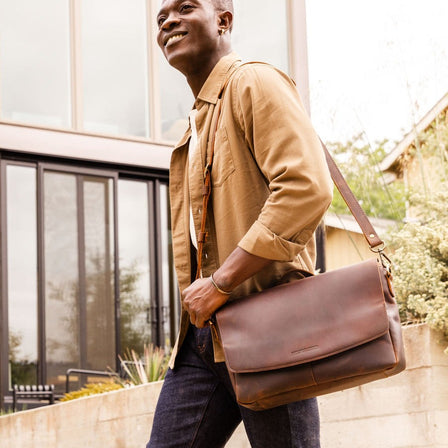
[148,0,333,446]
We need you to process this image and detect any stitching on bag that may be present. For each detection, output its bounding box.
[309,363,318,386]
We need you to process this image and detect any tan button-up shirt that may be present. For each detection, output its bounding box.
[168,53,333,366]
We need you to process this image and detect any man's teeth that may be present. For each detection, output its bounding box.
[167,34,184,45]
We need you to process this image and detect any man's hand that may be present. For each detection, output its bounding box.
[182,247,274,328]
[182,277,229,328]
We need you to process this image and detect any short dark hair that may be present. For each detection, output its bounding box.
[212,0,234,14]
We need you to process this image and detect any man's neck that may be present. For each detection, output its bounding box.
[186,48,233,98]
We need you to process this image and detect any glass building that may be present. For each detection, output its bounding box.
[0,0,308,405]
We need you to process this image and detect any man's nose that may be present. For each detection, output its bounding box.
[161,12,181,31]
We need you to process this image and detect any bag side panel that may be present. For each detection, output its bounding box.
[382,267,406,373]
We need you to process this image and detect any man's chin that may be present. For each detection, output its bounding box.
[164,52,190,75]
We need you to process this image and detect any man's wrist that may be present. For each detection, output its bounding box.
[209,273,232,295]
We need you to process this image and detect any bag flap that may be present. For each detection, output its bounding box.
[215,258,389,373]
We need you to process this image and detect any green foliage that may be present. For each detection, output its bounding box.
[118,344,171,385]
[386,116,448,352]
[328,136,406,220]
[10,361,37,386]
[60,382,124,402]
[388,186,448,352]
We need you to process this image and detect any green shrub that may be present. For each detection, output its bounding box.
[388,186,448,352]
[119,344,171,385]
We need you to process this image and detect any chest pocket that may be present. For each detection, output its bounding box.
[211,127,235,187]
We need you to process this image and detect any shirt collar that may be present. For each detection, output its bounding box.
[195,52,242,107]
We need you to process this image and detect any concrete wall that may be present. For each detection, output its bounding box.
[319,324,448,448]
[1,324,447,448]
[0,372,249,448]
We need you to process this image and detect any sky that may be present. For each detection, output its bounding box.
[305,0,448,146]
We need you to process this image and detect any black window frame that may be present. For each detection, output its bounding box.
[0,150,173,407]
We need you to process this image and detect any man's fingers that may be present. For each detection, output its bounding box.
[195,317,207,329]
[188,309,209,328]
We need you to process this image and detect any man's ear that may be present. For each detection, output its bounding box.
[217,10,233,33]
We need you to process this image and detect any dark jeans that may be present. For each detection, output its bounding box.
[147,325,320,448]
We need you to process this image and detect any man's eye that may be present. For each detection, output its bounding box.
[180,4,193,13]
[157,16,166,27]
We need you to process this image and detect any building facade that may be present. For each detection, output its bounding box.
[0,0,309,405]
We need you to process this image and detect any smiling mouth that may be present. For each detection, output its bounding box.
[165,33,187,47]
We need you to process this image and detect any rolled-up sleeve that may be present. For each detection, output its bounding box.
[234,65,333,261]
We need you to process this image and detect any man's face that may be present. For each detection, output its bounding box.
[157,0,221,73]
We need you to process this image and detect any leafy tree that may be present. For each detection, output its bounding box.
[328,135,406,221]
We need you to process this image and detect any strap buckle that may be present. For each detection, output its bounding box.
[369,242,386,253]
[379,251,393,273]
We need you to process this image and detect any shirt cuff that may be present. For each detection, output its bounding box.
[238,220,311,262]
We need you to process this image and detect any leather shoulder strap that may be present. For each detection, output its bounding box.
[320,139,384,250]
[195,62,241,279]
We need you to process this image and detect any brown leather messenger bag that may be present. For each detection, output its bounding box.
[196,78,406,411]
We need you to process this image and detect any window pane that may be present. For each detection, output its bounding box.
[159,57,194,141]
[159,183,179,347]
[44,172,80,390]
[84,178,115,370]
[0,0,71,127]
[118,180,151,353]
[82,0,150,137]
[232,0,289,72]
[7,165,38,387]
